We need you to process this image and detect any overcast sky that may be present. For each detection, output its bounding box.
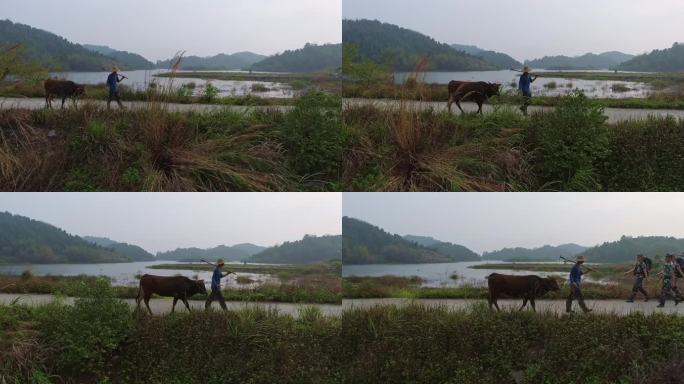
[3,0,341,61]
[343,193,684,254]
[343,0,684,61]
[1,193,341,254]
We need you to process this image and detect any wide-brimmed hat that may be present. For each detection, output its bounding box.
[217,258,225,266]
[576,255,586,262]
[522,66,531,73]
[112,67,119,72]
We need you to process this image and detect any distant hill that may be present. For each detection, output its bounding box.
[482,244,588,261]
[0,19,145,71]
[155,243,266,262]
[343,217,456,264]
[247,235,341,264]
[450,44,522,70]
[82,44,155,70]
[525,51,634,70]
[343,19,495,71]
[582,236,684,263]
[0,212,129,264]
[617,43,684,72]
[82,236,155,261]
[403,235,481,262]
[155,51,266,70]
[250,43,341,73]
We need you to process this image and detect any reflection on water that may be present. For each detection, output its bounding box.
[0,261,279,289]
[394,70,649,99]
[343,261,606,288]
[50,69,294,98]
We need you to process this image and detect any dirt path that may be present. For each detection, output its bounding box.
[344,298,684,315]
[0,294,342,317]
[0,97,293,113]
[344,98,684,124]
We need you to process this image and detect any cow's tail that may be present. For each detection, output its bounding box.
[135,275,147,305]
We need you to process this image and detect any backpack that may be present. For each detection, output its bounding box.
[642,257,653,273]
[676,257,684,278]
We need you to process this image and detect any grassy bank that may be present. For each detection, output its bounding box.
[0,283,342,384]
[0,91,342,191]
[340,304,684,384]
[342,275,641,300]
[1,271,342,304]
[343,92,684,191]
[4,296,684,383]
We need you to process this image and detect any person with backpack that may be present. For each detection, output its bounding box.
[624,254,650,302]
[656,254,683,307]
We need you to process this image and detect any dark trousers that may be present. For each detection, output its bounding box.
[205,288,227,310]
[659,280,683,305]
[629,276,649,300]
[520,92,532,116]
[566,283,590,313]
[108,91,123,109]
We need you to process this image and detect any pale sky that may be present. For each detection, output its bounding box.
[2,0,342,61]
[343,0,684,62]
[0,193,342,254]
[343,193,684,254]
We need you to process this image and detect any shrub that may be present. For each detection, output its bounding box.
[279,91,343,190]
[525,91,609,190]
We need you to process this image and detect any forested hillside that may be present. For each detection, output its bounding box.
[247,235,342,264]
[156,243,266,262]
[155,51,265,70]
[617,43,684,72]
[343,217,456,264]
[82,236,155,261]
[250,43,341,72]
[450,43,522,70]
[482,244,588,261]
[343,19,494,71]
[0,212,128,264]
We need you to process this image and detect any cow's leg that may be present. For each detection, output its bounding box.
[144,293,153,315]
[519,297,528,311]
[455,99,465,115]
[477,101,484,115]
[530,297,537,312]
[447,94,453,113]
[61,96,66,109]
[182,294,192,312]
[488,292,494,310]
[172,297,179,313]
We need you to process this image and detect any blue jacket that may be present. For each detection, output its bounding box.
[519,73,533,96]
[107,73,122,92]
[569,264,583,287]
[211,267,222,291]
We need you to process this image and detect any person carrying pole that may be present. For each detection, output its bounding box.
[517,66,538,116]
[204,258,232,310]
[106,67,127,110]
[566,255,593,313]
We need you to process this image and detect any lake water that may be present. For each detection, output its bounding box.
[343,261,605,288]
[0,261,279,289]
[50,69,294,98]
[395,70,649,98]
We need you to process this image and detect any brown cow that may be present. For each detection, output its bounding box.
[136,274,207,315]
[447,81,501,114]
[487,273,559,312]
[44,79,85,109]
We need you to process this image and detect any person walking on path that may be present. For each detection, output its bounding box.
[106,67,126,110]
[657,254,683,307]
[624,254,650,302]
[205,258,232,310]
[566,255,593,313]
[518,66,538,116]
